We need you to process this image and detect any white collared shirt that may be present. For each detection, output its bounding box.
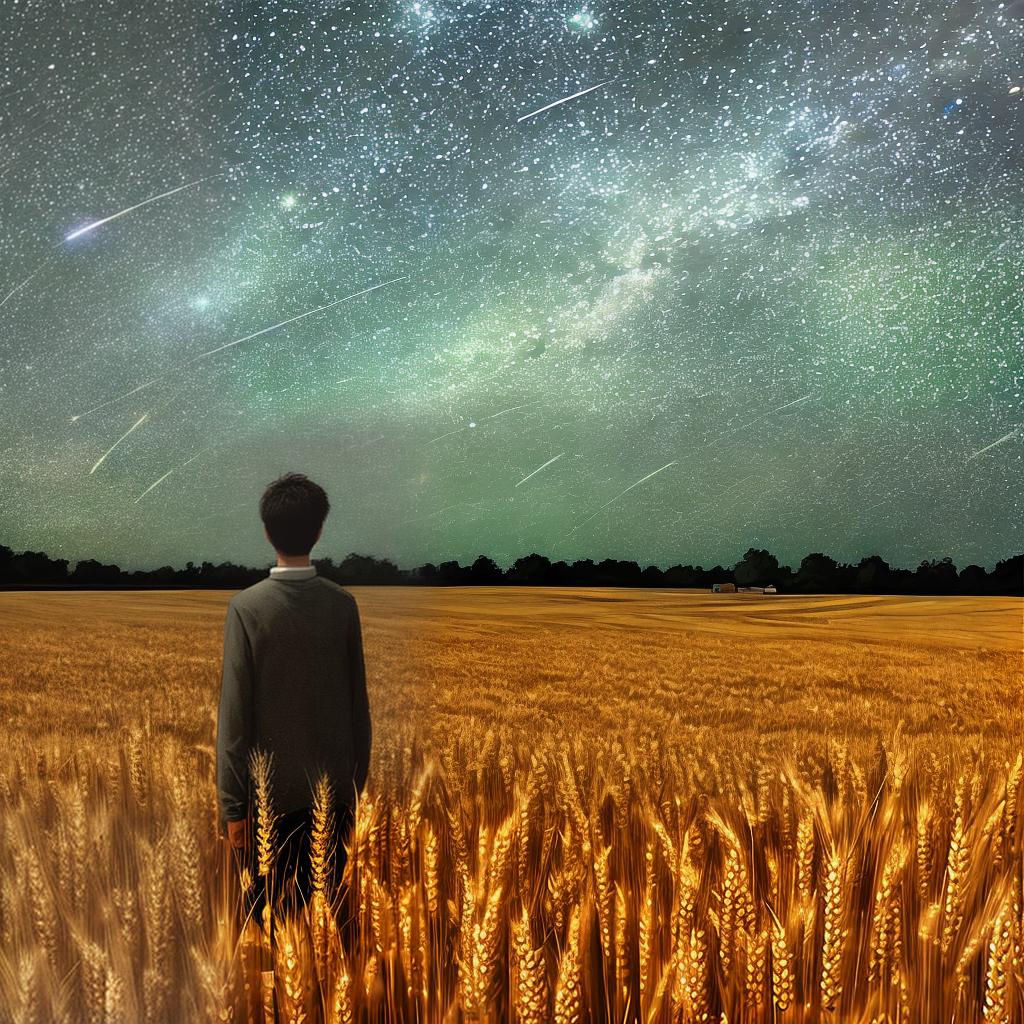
[268,564,317,580]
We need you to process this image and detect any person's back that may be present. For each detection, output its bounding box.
[215,472,371,916]
[223,574,370,816]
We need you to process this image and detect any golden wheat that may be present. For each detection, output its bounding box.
[0,587,1021,1022]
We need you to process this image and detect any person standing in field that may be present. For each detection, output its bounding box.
[216,472,372,919]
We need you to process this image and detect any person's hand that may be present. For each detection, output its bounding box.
[226,816,250,851]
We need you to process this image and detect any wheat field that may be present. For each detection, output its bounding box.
[0,587,1021,1022]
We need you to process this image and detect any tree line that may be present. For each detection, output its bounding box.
[0,543,1020,595]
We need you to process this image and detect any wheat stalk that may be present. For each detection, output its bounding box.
[820,845,848,1012]
[553,902,583,1024]
[512,904,549,1023]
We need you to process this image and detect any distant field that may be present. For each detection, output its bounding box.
[1,587,1020,762]
[0,587,1021,1022]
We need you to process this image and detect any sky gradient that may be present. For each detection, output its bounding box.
[0,1,1021,571]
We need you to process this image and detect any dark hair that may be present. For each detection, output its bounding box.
[259,473,330,555]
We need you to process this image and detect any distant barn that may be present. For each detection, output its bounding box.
[712,583,737,593]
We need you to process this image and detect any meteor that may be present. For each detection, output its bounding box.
[709,392,816,444]
[425,425,467,445]
[0,260,50,312]
[189,276,409,362]
[567,460,677,535]
[967,429,1019,462]
[515,452,564,487]
[517,78,617,123]
[64,175,219,242]
[134,447,210,502]
[134,468,174,503]
[398,501,470,526]
[71,379,158,423]
[89,413,148,474]
[771,393,813,414]
[68,276,407,421]
[481,397,540,417]
[485,400,540,420]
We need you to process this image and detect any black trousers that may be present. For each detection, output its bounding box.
[238,805,354,922]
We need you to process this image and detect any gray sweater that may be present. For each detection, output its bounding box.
[215,573,372,823]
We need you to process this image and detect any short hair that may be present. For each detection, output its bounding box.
[259,473,330,556]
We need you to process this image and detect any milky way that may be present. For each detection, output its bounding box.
[0,1,1021,572]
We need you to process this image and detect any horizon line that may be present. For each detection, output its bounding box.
[1,540,1020,578]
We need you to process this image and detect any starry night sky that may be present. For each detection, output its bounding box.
[1,1,1021,572]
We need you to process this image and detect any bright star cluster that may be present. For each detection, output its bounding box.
[0,1,1020,571]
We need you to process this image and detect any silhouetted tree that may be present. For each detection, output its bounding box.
[794,552,840,592]
[69,559,125,585]
[7,550,69,584]
[887,565,913,594]
[334,553,401,584]
[0,539,1021,594]
[312,556,338,581]
[662,564,696,588]
[507,553,552,585]
[957,564,988,594]
[139,565,177,585]
[547,560,574,585]
[734,548,780,587]
[913,557,958,594]
[989,554,1023,596]
[640,564,665,587]
[567,559,596,585]
[468,555,503,584]
[855,555,891,593]
[703,565,734,588]
[412,562,439,585]
[593,558,642,587]
[214,561,255,587]
[437,560,471,585]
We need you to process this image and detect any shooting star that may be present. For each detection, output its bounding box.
[189,276,408,362]
[89,413,148,474]
[69,277,406,421]
[708,392,816,445]
[71,379,159,423]
[515,452,565,487]
[349,434,386,451]
[428,402,540,444]
[134,469,174,503]
[398,501,472,526]
[485,400,541,420]
[64,175,220,242]
[0,260,51,312]
[771,393,813,414]
[134,447,210,502]
[966,429,1019,462]
[517,78,617,123]
[425,425,468,445]
[567,460,677,535]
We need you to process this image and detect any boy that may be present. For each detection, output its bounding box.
[216,472,372,915]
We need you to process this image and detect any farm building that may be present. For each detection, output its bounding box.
[712,583,737,593]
